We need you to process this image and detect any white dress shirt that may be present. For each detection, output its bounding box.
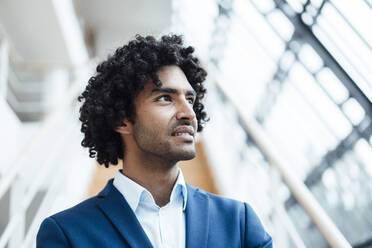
[113,168,187,248]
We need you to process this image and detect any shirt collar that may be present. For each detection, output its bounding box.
[172,168,188,211]
[113,168,188,212]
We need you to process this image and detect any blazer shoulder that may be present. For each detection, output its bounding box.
[37,216,71,247]
[40,179,117,230]
[192,187,272,247]
[37,196,101,247]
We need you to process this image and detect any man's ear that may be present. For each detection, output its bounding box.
[114,120,132,135]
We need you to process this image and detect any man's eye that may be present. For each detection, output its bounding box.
[187,98,195,104]
[157,95,171,102]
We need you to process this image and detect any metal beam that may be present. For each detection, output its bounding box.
[273,0,372,119]
[285,119,372,208]
[353,237,372,248]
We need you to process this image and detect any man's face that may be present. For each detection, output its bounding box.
[130,65,198,163]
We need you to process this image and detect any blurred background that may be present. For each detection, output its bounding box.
[0,0,371,247]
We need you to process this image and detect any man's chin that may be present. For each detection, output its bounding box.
[168,149,196,161]
[180,153,196,161]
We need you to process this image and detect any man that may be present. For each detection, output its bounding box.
[37,34,272,248]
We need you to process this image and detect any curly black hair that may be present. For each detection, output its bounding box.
[78,34,209,167]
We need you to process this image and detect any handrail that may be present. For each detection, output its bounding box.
[22,162,67,248]
[212,67,351,247]
[275,203,306,248]
[0,122,76,248]
[0,214,21,248]
[0,39,9,98]
[269,168,306,248]
[0,63,92,201]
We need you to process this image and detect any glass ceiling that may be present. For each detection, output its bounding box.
[171,0,372,246]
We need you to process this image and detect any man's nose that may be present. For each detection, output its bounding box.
[176,100,196,121]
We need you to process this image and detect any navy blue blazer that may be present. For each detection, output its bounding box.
[37,179,272,247]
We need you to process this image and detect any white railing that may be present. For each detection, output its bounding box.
[0,67,89,201]
[0,122,75,247]
[0,55,94,247]
[211,70,351,247]
[0,39,9,98]
[268,166,307,248]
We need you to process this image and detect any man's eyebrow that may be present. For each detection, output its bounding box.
[186,90,196,97]
[151,87,196,97]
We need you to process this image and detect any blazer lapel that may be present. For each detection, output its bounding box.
[96,179,153,248]
[185,183,210,248]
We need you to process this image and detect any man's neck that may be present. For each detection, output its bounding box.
[121,155,180,207]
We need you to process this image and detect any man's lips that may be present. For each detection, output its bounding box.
[171,126,195,137]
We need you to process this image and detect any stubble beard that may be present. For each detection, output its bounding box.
[132,122,196,165]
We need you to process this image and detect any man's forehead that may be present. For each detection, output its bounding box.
[150,86,196,96]
[145,65,195,96]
